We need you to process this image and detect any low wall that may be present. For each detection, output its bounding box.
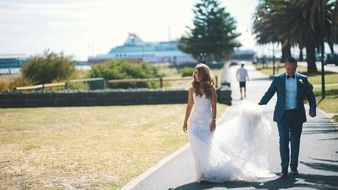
[0,87,232,108]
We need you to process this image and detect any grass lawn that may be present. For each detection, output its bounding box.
[0,104,227,189]
[255,62,338,122]
[313,84,338,122]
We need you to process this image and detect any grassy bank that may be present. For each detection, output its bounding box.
[1,64,225,91]
[255,63,338,122]
[0,104,227,189]
[157,65,224,89]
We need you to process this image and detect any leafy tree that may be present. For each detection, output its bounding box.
[178,0,241,63]
[253,0,292,63]
[89,60,159,88]
[179,67,194,77]
[253,0,337,73]
[289,0,335,72]
[329,0,338,53]
[22,50,75,84]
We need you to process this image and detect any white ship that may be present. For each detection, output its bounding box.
[88,33,195,64]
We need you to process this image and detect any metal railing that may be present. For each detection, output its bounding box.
[107,76,199,88]
[14,76,219,92]
[15,82,66,91]
[15,78,105,92]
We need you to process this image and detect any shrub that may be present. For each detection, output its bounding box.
[89,60,159,88]
[0,75,33,92]
[0,80,10,91]
[21,50,75,84]
[179,67,194,77]
[67,81,89,90]
[11,76,33,89]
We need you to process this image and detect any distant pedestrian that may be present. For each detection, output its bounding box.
[236,63,249,99]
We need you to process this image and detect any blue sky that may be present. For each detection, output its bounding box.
[0,0,259,60]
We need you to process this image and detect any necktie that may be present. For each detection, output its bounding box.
[287,75,295,79]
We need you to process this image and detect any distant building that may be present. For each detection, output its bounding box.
[0,54,29,68]
[88,33,195,64]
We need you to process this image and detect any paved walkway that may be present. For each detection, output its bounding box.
[123,62,338,190]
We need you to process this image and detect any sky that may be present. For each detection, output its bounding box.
[0,0,259,61]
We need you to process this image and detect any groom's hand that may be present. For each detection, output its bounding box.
[309,112,316,117]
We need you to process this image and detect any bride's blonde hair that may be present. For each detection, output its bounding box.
[192,63,214,99]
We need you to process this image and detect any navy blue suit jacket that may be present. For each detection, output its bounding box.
[259,73,316,123]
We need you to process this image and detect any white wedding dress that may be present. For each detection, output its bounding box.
[188,93,274,182]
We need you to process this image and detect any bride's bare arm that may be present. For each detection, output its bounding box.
[210,86,217,132]
[183,88,194,133]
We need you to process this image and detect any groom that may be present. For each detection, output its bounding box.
[258,57,316,178]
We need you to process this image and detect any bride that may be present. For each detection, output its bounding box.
[182,63,273,183]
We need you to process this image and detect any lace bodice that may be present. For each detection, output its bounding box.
[190,93,212,123]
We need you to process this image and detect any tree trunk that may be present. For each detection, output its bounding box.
[281,41,291,63]
[306,44,318,73]
[329,42,334,54]
[298,47,304,61]
[329,1,338,53]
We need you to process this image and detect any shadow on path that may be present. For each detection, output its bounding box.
[310,158,338,163]
[302,119,338,135]
[171,173,338,190]
[301,160,338,173]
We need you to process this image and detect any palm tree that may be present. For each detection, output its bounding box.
[328,0,338,54]
[292,0,337,72]
[253,0,292,63]
[253,0,337,73]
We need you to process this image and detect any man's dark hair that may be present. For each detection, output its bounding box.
[286,57,297,64]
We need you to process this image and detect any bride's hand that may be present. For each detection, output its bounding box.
[183,122,188,133]
[209,120,216,132]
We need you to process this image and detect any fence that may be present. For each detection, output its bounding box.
[15,82,66,91]
[107,76,218,88]
[4,65,232,107]
[14,77,219,92]
[15,78,106,92]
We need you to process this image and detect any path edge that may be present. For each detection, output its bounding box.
[121,143,189,190]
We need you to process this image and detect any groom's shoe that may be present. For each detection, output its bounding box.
[281,170,288,178]
[291,169,299,176]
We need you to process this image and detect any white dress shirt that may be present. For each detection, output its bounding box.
[285,73,297,110]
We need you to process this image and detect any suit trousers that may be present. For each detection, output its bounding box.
[277,109,303,172]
